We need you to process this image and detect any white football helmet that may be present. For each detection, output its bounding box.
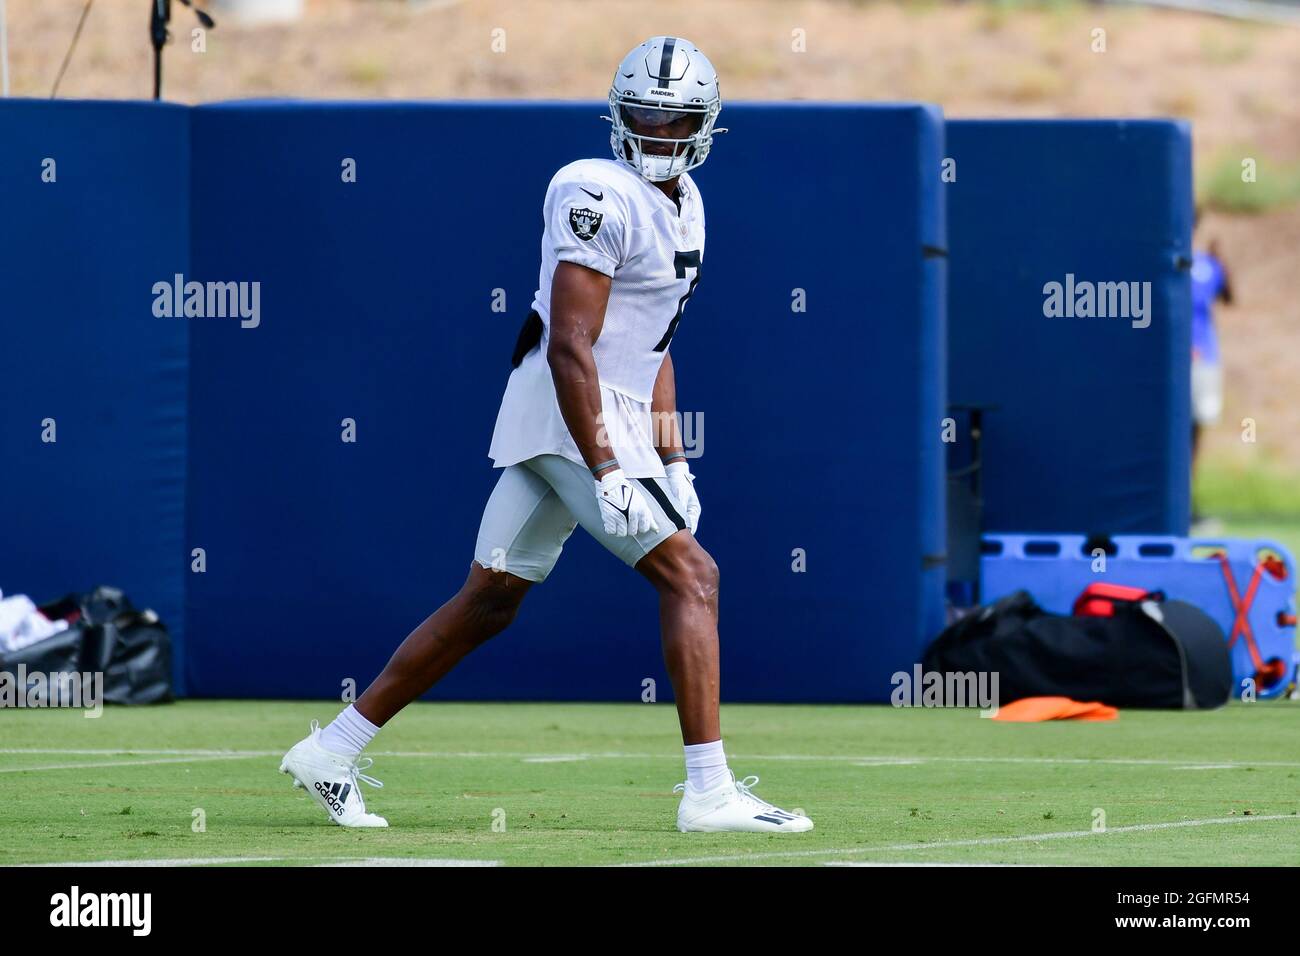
[607,36,724,183]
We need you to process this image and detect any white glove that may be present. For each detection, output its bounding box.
[595,468,659,537]
[664,460,701,534]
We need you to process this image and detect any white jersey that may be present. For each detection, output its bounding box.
[488,158,706,479]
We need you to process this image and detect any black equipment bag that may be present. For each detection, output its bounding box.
[81,586,173,704]
[0,621,84,679]
[1,586,175,706]
[921,589,1232,709]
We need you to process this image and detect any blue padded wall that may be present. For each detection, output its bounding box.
[1,103,1196,703]
[184,101,946,702]
[0,100,191,690]
[946,120,1193,537]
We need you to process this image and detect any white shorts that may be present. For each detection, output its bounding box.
[473,454,687,582]
[1192,360,1224,426]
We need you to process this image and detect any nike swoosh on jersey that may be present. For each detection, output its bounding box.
[580,187,604,201]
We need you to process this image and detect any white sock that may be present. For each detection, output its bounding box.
[317,704,380,758]
[683,739,730,792]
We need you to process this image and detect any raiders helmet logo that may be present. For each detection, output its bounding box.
[569,207,604,242]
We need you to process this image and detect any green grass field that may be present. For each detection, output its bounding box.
[1198,460,1300,559]
[2,699,1298,867]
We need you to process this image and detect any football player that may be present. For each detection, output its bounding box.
[281,37,812,835]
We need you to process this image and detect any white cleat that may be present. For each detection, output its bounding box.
[674,773,814,833]
[279,720,389,828]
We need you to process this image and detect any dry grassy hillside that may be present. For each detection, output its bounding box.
[8,0,1299,473]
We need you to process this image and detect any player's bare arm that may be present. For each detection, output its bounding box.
[650,352,701,533]
[547,262,660,539]
[651,351,683,460]
[546,260,615,477]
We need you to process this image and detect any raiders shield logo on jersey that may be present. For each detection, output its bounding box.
[569,207,604,242]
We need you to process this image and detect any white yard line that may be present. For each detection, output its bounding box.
[0,748,279,756]
[24,856,285,867]
[879,755,1300,769]
[14,818,1297,869]
[0,755,260,773]
[824,861,1038,867]
[312,858,499,867]
[22,856,500,867]
[3,748,1298,769]
[1171,764,1238,770]
[521,755,590,763]
[615,814,1300,867]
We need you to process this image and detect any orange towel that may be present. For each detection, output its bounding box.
[990,696,1118,722]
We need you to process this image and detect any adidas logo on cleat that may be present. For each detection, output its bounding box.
[315,780,353,816]
[753,810,799,825]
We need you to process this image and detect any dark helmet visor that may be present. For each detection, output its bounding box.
[620,104,705,134]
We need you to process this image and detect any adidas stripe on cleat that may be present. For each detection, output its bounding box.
[674,773,814,833]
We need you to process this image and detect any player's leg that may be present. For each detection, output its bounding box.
[524,455,721,743]
[279,463,578,827]
[353,461,576,723]
[632,531,720,745]
[354,561,534,726]
[633,530,810,832]
[523,454,812,833]
[278,562,535,828]
[523,454,721,748]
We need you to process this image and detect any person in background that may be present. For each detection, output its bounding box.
[1190,211,1234,494]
